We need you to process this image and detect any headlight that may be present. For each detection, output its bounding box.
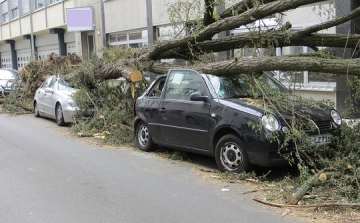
[331,110,342,125]
[261,115,280,132]
[67,98,78,107]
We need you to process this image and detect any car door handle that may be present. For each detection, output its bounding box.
[159,108,166,113]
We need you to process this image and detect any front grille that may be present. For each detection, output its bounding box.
[285,119,333,132]
[314,120,332,131]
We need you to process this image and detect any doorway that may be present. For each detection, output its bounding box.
[87,34,94,59]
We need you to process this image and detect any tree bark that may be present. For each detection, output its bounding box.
[93,55,360,80]
[159,33,360,59]
[199,56,360,76]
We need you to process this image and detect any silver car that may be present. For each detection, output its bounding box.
[0,69,22,96]
[34,75,87,126]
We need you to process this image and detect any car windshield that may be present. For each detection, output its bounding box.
[58,79,75,90]
[206,73,290,99]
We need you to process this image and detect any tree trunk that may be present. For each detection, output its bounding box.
[199,56,360,76]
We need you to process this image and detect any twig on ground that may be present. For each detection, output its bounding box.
[253,198,360,208]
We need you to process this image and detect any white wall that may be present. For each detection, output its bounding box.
[282,3,336,34]
[104,0,147,33]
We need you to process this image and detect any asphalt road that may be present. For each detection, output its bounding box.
[0,113,303,223]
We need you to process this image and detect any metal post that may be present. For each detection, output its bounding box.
[146,0,154,45]
[30,1,36,61]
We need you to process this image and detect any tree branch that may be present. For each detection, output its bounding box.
[295,6,360,36]
[158,32,360,59]
[198,56,360,76]
[145,0,324,60]
[253,198,360,208]
[219,0,277,19]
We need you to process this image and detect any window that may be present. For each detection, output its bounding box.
[148,79,166,98]
[109,30,148,48]
[1,1,8,23]
[165,70,206,100]
[34,0,44,9]
[10,0,18,19]
[11,7,18,19]
[2,12,8,22]
[21,0,30,15]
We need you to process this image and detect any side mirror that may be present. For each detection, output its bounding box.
[44,87,54,94]
[190,92,209,102]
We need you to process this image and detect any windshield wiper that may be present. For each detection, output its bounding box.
[227,94,252,99]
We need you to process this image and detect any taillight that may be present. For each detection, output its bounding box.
[133,101,136,117]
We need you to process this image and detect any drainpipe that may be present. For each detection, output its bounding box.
[100,0,106,48]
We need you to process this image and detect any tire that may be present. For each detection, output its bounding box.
[34,102,40,117]
[215,134,250,173]
[135,121,156,151]
[55,104,65,126]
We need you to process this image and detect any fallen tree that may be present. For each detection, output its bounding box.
[3,0,360,212]
[91,0,360,81]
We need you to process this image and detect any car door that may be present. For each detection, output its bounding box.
[43,77,57,116]
[138,77,166,143]
[158,70,211,151]
[36,77,52,114]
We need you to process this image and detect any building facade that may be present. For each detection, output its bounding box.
[0,0,75,70]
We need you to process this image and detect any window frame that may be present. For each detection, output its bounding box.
[34,0,44,10]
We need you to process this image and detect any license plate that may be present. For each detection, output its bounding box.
[309,134,332,146]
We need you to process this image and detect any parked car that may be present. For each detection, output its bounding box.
[0,69,22,96]
[133,69,342,173]
[34,75,93,126]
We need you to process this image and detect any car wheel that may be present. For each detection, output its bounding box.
[34,102,40,117]
[56,104,65,126]
[215,134,250,173]
[136,121,156,151]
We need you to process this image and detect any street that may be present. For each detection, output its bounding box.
[0,113,302,223]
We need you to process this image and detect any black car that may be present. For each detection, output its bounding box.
[133,69,342,173]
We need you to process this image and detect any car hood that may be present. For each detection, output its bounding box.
[57,89,78,99]
[219,97,333,121]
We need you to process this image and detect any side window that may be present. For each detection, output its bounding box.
[41,77,53,88]
[148,78,165,98]
[165,70,207,101]
[48,77,56,89]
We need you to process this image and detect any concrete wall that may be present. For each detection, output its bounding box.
[20,16,31,34]
[104,0,147,33]
[0,43,11,52]
[46,3,66,28]
[14,39,31,50]
[294,90,336,107]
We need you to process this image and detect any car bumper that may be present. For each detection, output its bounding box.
[245,128,340,167]
[63,106,95,123]
[246,139,290,167]
[62,106,80,123]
